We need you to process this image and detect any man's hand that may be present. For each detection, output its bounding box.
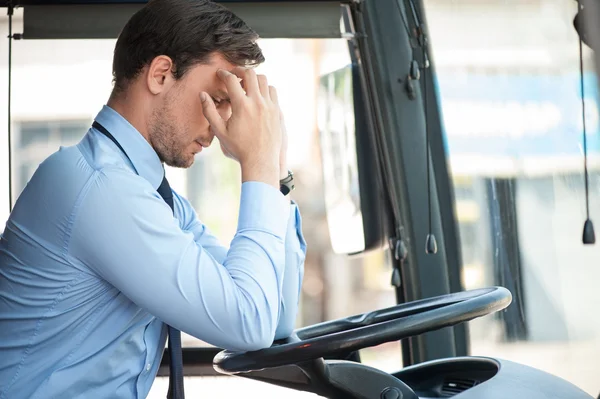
[201,68,282,189]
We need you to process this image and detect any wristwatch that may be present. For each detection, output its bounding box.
[280,170,295,196]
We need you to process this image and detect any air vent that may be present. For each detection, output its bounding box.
[440,377,479,397]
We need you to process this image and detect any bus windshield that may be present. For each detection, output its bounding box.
[424,0,600,394]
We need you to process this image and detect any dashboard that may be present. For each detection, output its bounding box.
[395,357,594,399]
[240,355,595,398]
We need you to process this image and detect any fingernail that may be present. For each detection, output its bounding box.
[200,92,207,102]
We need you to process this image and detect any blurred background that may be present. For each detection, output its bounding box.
[1,0,600,397]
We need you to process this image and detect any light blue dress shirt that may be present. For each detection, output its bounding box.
[0,105,306,399]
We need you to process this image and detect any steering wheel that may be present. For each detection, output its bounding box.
[214,286,511,374]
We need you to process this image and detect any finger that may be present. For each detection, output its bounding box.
[216,69,246,105]
[230,67,260,98]
[269,86,279,106]
[200,92,227,137]
[257,75,270,100]
[220,141,230,158]
[219,140,236,161]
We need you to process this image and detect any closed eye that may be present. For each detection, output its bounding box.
[212,97,231,109]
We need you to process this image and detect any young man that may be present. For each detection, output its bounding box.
[0,1,306,398]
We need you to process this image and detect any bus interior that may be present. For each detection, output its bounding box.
[1,0,600,398]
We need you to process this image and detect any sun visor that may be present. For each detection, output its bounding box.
[22,2,342,39]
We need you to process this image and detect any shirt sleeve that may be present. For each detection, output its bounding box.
[69,168,289,352]
[173,191,307,340]
[274,202,306,339]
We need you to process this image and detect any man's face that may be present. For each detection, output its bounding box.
[149,53,235,168]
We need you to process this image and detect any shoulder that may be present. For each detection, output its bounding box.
[68,166,177,249]
[84,166,163,212]
[77,130,134,173]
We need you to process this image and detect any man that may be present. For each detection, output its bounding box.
[0,0,306,398]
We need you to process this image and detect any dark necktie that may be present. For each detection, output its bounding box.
[156,176,185,399]
[92,121,185,399]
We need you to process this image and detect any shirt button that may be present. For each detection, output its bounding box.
[146,363,151,372]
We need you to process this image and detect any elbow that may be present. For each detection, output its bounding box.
[232,315,276,352]
[195,312,276,353]
[223,299,278,352]
[240,333,275,352]
[274,324,294,341]
[274,302,297,340]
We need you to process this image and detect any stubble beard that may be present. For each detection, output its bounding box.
[149,103,194,169]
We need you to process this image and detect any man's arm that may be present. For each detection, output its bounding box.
[175,190,306,340]
[188,83,306,340]
[69,170,288,352]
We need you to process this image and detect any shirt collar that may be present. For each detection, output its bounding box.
[93,105,164,190]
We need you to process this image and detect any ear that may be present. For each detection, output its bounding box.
[146,55,174,95]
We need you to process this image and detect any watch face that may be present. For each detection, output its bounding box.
[279,170,294,195]
[280,184,291,196]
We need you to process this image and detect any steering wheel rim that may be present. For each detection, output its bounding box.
[214,287,512,374]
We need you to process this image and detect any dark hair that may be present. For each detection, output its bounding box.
[111,0,265,94]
